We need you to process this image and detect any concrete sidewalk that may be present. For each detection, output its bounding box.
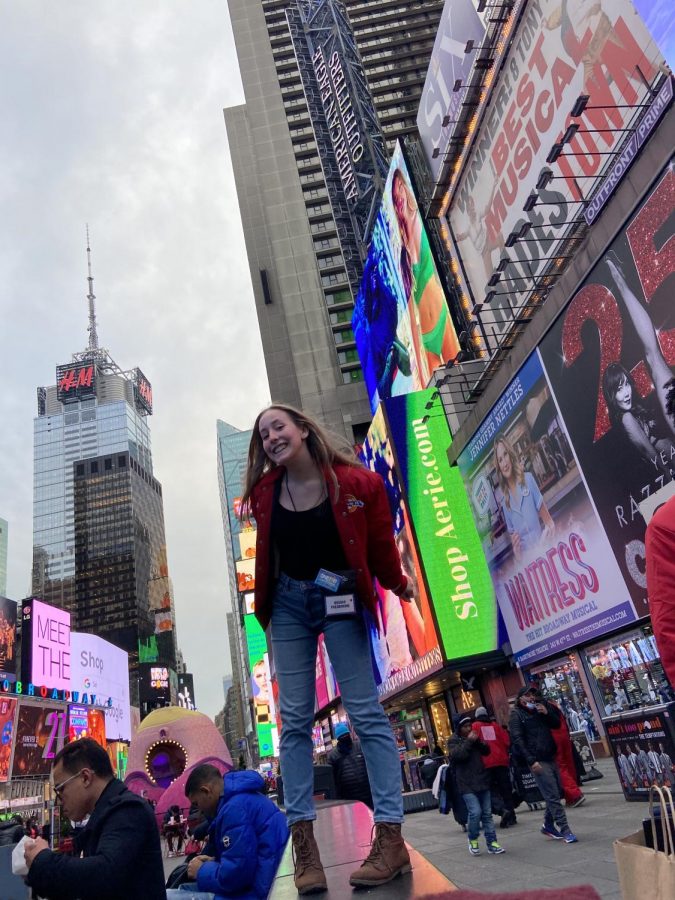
[402,758,643,899]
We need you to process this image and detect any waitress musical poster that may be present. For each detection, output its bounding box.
[538,159,675,617]
[457,350,634,665]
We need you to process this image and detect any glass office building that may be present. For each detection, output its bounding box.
[217,420,254,751]
[33,348,178,703]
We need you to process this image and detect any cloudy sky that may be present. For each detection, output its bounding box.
[0,2,269,719]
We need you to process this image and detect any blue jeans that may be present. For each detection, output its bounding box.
[270,573,403,825]
[462,789,497,844]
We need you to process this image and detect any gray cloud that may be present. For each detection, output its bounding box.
[0,1,269,720]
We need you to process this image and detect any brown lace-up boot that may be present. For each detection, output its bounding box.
[349,822,412,887]
[290,820,327,895]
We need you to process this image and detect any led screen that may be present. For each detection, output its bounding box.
[244,613,278,759]
[0,597,17,683]
[361,406,443,698]
[238,530,257,560]
[70,633,131,742]
[353,141,459,412]
[22,598,71,691]
[385,389,501,663]
[0,698,17,782]
[12,702,68,778]
[236,558,256,593]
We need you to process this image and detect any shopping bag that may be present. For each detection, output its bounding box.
[614,785,675,900]
[11,835,33,876]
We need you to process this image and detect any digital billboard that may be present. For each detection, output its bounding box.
[68,704,89,741]
[0,698,17,782]
[537,160,675,619]
[244,613,278,758]
[0,597,17,683]
[70,633,131,742]
[21,598,71,691]
[87,708,106,747]
[138,663,173,707]
[177,673,196,710]
[361,406,443,699]
[385,389,501,664]
[416,0,486,183]
[315,634,339,710]
[448,0,664,334]
[134,368,153,415]
[12,702,67,777]
[56,362,97,403]
[457,352,636,665]
[238,529,257,560]
[236,558,255,593]
[353,141,460,412]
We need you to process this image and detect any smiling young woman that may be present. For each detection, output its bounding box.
[240,404,414,894]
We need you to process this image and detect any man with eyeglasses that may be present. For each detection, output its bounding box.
[24,737,166,899]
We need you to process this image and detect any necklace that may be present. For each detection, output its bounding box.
[284,471,325,512]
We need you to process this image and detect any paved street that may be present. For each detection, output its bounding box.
[402,758,643,899]
[164,758,646,898]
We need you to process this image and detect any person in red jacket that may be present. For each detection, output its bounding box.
[240,404,414,894]
[543,697,586,808]
[646,484,675,691]
[472,707,516,828]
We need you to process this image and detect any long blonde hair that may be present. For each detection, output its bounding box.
[240,404,359,516]
[493,433,525,510]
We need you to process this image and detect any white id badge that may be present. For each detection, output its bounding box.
[325,594,356,616]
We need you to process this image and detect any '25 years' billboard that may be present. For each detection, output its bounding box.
[458,159,675,664]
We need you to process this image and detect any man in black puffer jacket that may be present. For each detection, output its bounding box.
[25,738,166,900]
[327,722,373,808]
[449,714,505,857]
[509,687,577,844]
[0,815,24,846]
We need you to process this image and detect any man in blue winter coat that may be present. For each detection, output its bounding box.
[175,763,288,900]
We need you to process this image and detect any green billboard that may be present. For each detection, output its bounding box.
[243,613,277,758]
[384,388,500,661]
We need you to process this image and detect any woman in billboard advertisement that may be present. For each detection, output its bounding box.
[391,167,460,377]
[493,432,555,560]
[602,253,675,480]
[241,404,414,893]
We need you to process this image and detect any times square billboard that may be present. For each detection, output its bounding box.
[0,596,17,684]
[70,633,132,742]
[446,0,665,336]
[457,159,675,665]
[362,390,502,699]
[352,141,460,412]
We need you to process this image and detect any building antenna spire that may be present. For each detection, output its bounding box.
[86,224,99,351]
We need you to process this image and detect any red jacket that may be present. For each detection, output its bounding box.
[250,464,408,630]
[646,495,675,688]
[471,719,510,769]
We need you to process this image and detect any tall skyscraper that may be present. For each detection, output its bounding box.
[32,241,178,703]
[217,421,253,749]
[225,0,443,439]
[0,518,7,596]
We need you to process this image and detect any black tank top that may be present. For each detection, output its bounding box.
[272,495,348,581]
